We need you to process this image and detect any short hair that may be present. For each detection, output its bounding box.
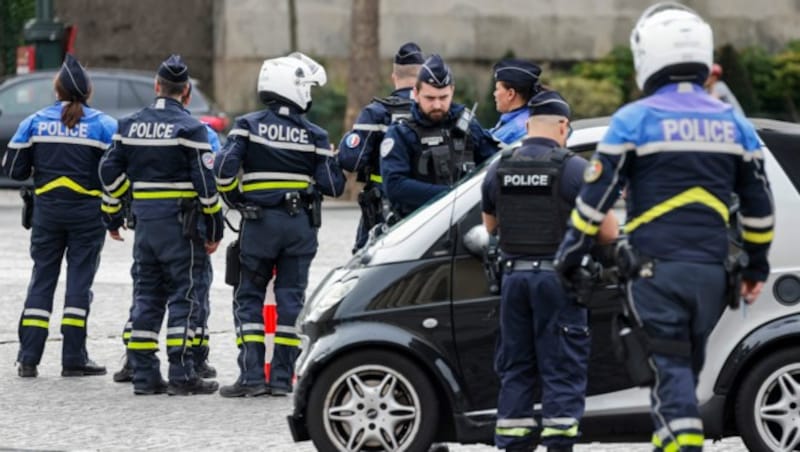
[393,63,421,80]
[156,75,189,97]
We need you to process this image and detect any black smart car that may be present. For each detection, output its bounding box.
[288,117,800,452]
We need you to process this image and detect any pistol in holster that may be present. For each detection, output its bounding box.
[20,186,33,230]
[179,198,201,242]
[225,239,241,286]
[482,244,502,295]
[357,185,383,230]
[725,239,749,310]
[123,191,136,230]
[302,186,322,228]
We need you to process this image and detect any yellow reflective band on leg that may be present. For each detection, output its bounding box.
[495,427,532,437]
[662,432,705,452]
[166,338,191,347]
[743,229,774,244]
[274,337,301,347]
[570,209,599,236]
[236,334,265,345]
[192,337,210,346]
[242,181,310,192]
[35,176,102,197]
[127,342,159,350]
[218,179,239,193]
[652,433,662,448]
[22,319,49,329]
[122,332,131,340]
[540,425,579,438]
[133,190,198,199]
[369,173,383,183]
[625,186,728,233]
[101,203,122,214]
[61,318,86,328]
[202,202,222,214]
[110,179,131,198]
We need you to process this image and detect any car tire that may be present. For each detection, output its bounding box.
[306,349,439,451]
[735,348,800,452]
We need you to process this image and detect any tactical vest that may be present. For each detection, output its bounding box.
[496,147,573,256]
[404,119,474,186]
[362,96,414,184]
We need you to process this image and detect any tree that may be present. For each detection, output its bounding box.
[341,0,380,200]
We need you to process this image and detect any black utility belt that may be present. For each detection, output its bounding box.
[505,259,556,272]
[241,193,311,219]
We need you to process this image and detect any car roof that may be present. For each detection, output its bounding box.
[0,69,201,87]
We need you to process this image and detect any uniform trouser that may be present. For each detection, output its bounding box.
[494,268,590,450]
[628,261,727,452]
[127,217,205,388]
[17,201,105,367]
[353,184,384,252]
[233,208,316,387]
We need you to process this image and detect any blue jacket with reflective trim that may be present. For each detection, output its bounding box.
[4,102,116,205]
[337,87,413,184]
[556,83,774,281]
[381,102,499,214]
[490,106,529,145]
[99,97,223,241]
[214,102,346,208]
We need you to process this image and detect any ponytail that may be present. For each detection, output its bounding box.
[54,76,89,129]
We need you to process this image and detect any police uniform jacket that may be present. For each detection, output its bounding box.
[381,102,498,214]
[99,96,223,241]
[482,136,586,260]
[490,106,530,146]
[4,102,117,208]
[338,87,413,185]
[558,82,773,282]
[214,102,345,207]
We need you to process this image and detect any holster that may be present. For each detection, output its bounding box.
[225,239,241,286]
[303,187,322,228]
[482,244,502,295]
[725,239,749,310]
[612,314,655,387]
[123,192,136,230]
[357,185,383,230]
[20,186,33,230]
[180,199,201,241]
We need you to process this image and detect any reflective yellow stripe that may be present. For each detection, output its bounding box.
[743,229,774,244]
[625,186,728,233]
[61,318,86,328]
[218,179,239,193]
[127,342,159,350]
[236,334,265,345]
[122,332,131,340]
[22,319,49,329]
[110,179,131,198]
[662,433,705,452]
[101,203,122,214]
[571,209,599,235]
[495,427,532,437]
[241,181,310,192]
[202,202,222,214]
[369,173,382,183]
[652,433,662,448]
[166,338,191,347]
[35,176,101,197]
[192,337,210,346]
[133,190,198,199]
[541,425,579,438]
[274,337,301,347]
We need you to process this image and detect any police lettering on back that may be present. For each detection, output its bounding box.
[257,124,309,144]
[502,173,550,187]
[128,122,175,138]
[662,118,736,143]
[37,121,89,138]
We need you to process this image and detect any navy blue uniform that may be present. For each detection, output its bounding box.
[382,102,498,216]
[215,102,345,390]
[556,83,774,451]
[482,137,588,450]
[4,102,116,369]
[100,96,223,390]
[338,87,413,250]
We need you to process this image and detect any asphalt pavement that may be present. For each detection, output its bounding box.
[0,191,748,451]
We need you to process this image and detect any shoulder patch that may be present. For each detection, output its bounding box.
[345,132,361,149]
[202,152,215,170]
[583,158,603,183]
[380,137,395,158]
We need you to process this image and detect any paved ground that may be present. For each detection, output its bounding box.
[0,191,747,451]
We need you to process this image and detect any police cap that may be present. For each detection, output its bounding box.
[418,54,453,88]
[395,42,424,65]
[158,54,189,83]
[58,54,90,100]
[493,58,542,89]
[528,90,571,119]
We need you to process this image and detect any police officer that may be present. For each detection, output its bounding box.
[215,53,345,398]
[554,4,774,451]
[490,58,542,146]
[338,42,424,252]
[100,54,223,396]
[3,54,116,378]
[482,91,618,452]
[111,85,220,383]
[381,54,498,218]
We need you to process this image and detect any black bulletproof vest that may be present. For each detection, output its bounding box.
[404,119,474,186]
[496,147,573,256]
[367,96,414,174]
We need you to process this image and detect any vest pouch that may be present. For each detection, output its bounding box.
[612,313,655,387]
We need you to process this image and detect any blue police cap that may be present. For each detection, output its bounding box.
[528,90,571,118]
[395,42,424,65]
[158,54,189,83]
[493,58,542,89]
[418,54,453,88]
[58,54,90,100]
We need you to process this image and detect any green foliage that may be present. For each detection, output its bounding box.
[306,76,348,143]
[572,46,636,103]
[716,44,759,114]
[1,0,35,76]
[546,75,624,119]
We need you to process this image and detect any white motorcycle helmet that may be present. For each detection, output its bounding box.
[257,52,327,111]
[630,2,713,92]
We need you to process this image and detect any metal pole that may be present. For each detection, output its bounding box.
[37,0,53,22]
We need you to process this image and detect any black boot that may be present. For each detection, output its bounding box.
[546,446,573,452]
[167,378,219,396]
[113,360,133,382]
[18,363,38,378]
[195,360,217,379]
[133,379,169,395]
[62,359,107,377]
[219,382,269,398]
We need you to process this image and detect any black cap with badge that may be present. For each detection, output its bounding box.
[394,42,425,65]
[493,58,542,91]
[528,90,571,119]
[418,54,453,88]
[58,54,91,101]
[157,54,189,83]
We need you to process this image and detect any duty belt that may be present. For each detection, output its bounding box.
[505,259,556,272]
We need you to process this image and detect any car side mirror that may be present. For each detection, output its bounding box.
[463,224,491,258]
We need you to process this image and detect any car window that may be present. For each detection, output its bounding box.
[119,80,143,110]
[0,78,55,115]
[130,80,155,105]
[186,88,209,113]
[89,78,119,110]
